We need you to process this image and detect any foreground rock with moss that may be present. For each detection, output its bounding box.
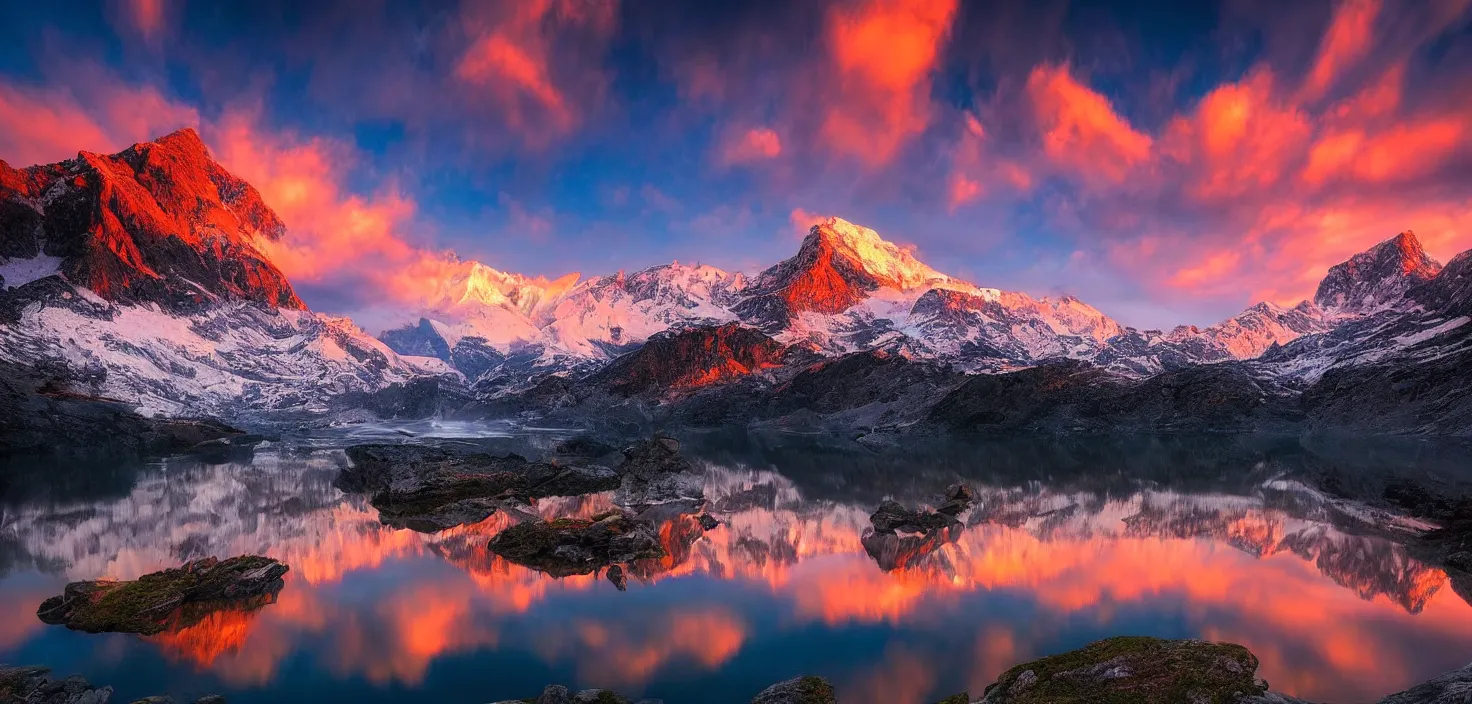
[35,555,288,635]
[975,637,1271,703]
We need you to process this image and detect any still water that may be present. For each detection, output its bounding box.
[3,430,1471,703]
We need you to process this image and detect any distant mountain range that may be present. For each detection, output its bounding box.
[2,129,1470,439]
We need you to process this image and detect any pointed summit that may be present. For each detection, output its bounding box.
[733,217,960,330]
[1314,230,1443,313]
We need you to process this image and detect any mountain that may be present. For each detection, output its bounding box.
[5,128,1472,437]
[387,219,1450,385]
[0,130,440,419]
[0,128,301,311]
[1314,230,1443,314]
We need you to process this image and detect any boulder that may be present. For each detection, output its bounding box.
[0,666,112,704]
[870,499,961,535]
[488,513,666,578]
[36,555,288,634]
[339,444,620,531]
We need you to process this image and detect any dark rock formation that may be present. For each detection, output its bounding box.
[870,499,961,535]
[0,128,302,313]
[749,676,838,704]
[0,363,252,458]
[36,555,288,635]
[488,512,666,578]
[587,323,787,396]
[977,636,1268,703]
[0,666,111,704]
[339,444,620,531]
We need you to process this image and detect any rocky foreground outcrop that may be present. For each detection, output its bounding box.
[36,556,288,635]
[0,665,227,704]
[0,666,111,704]
[486,638,1472,704]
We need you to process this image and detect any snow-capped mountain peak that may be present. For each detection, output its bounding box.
[810,217,955,291]
[1313,230,1443,314]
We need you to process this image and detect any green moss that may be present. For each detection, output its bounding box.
[933,694,970,704]
[982,637,1266,704]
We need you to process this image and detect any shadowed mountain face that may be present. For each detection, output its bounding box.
[0,129,302,312]
[587,323,788,396]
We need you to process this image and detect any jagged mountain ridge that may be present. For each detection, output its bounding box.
[384,219,1445,385]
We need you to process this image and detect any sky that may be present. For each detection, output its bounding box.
[1,0,1470,329]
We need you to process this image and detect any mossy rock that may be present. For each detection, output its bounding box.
[933,695,970,704]
[751,675,837,704]
[36,555,288,634]
[979,637,1267,704]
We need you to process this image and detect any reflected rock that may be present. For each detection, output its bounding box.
[615,437,705,510]
[870,500,961,535]
[0,665,112,704]
[339,444,620,531]
[751,676,837,704]
[36,555,288,635]
[488,512,666,578]
[862,526,961,572]
[977,636,1268,703]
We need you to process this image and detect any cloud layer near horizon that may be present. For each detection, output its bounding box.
[1,0,1470,329]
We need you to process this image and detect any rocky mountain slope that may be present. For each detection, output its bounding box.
[0,130,443,419]
[382,218,1455,391]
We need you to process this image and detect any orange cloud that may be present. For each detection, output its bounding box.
[1300,0,1382,102]
[1025,64,1153,184]
[720,127,783,165]
[455,0,617,143]
[820,0,959,166]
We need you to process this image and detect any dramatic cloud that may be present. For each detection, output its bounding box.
[455,0,619,144]
[1026,64,1153,185]
[818,0,959,166]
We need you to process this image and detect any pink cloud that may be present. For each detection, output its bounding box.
[790,208,826,236]
[719,127,783,165]
[0,80,198,166]
[1299,0,1381,102]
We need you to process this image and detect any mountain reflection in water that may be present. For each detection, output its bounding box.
[2,432,1471,703]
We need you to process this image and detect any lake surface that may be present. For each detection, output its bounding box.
[3,429,1472,703]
